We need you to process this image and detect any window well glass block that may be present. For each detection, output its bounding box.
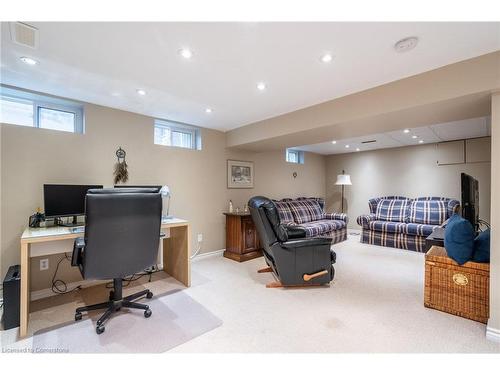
[39,107,75,132]
[171,130,193,148]
[0,97,34,126]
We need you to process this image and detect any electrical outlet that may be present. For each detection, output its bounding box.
[40,258,49,271]
[197,233,203,242]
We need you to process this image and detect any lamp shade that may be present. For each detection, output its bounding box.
[335,174,352,186]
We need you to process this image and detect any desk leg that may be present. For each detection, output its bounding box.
[163,225,191,287]
[20,242,30,337]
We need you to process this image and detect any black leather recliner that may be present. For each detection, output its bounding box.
[249,196,336,287]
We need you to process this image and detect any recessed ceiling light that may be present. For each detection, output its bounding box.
[205,108,213,114]
[412,135,418,139]
[178,48,193,59]
[419,140,424,144]
[20,56,38,65]
[257,82,267,91]
[136,89,146,96]
[403,129,410,133]
[356,148,360,152]
[345,145,350,148]
[394,36,419,53]
[320,53,333,63]
[331,140,337,144]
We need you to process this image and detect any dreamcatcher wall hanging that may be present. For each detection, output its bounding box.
[113,147,129,184]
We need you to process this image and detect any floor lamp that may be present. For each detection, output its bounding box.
[335,170,352,213]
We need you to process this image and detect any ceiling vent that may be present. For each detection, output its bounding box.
[9,22,39,49]
[361,140,377,144]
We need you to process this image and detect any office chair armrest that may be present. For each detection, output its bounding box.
[72,237,85,267]
[282,236,332,249]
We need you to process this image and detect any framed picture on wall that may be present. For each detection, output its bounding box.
[227,160,254,189]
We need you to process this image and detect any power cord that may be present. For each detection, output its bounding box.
[478,218,490,231]
[190,240,202,259]
[104,268,162,289]
[50,237,202,294]
[51,253,82,295]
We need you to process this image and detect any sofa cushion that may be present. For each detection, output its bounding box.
[368,196,409,214]
[473,228,490,263]
[368,220,407,234]
[408,200,447,225]
[299,219,346,237]
[375,199,409,222]
[288,199,324,224]
[405,223,438,237]
[367,221,436,237]
[273,200,295,224]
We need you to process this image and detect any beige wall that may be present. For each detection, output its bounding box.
[489,93,500,338]
[0,103,325,292]
[325,143,491,229]
[226,150,326,209]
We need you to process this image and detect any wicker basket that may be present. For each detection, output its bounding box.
[424,246,489,323]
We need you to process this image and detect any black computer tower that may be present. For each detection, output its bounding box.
[2,265,20,330]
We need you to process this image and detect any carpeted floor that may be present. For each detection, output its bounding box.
[2,234,500,353]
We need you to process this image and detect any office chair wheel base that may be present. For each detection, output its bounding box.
[144,309,152,318]
[96,325,105,334]
[146,291,153,299]
[75,312,82,321]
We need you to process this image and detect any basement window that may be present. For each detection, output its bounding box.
[154,119,202,150]
[0,86,84,133]
[286,149,304,164]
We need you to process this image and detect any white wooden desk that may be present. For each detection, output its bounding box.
[19,217,191,337]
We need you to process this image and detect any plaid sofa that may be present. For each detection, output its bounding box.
[273,197,348,245]
[356,196,460,252]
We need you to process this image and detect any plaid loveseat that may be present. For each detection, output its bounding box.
[356,196,460,252]
[272,197,348,245]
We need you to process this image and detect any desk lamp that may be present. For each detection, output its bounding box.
[160,185,173,220]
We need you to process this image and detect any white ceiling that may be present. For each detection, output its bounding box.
[295,116,491,155]
[1,22,499,131]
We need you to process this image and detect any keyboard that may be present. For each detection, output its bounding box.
[70,227,84,233]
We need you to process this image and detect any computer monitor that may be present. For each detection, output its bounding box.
[44,184,103,226]
[114,185,162,193]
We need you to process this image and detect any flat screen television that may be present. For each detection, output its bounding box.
[461,173,479,232]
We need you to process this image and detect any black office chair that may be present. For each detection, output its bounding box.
[71,188,162,334]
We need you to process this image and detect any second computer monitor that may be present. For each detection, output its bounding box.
[114,185,162,192]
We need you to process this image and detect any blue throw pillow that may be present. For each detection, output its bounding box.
[472,229,490,263]
[444,213,475,265]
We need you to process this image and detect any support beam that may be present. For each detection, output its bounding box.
[227,52,500,152]
[488,92,500,343]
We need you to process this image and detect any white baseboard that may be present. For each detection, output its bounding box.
[192,248,225,261]
[486,324,500,343]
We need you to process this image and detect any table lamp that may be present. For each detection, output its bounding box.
[335,170,352,213]
[160,185,173,220]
